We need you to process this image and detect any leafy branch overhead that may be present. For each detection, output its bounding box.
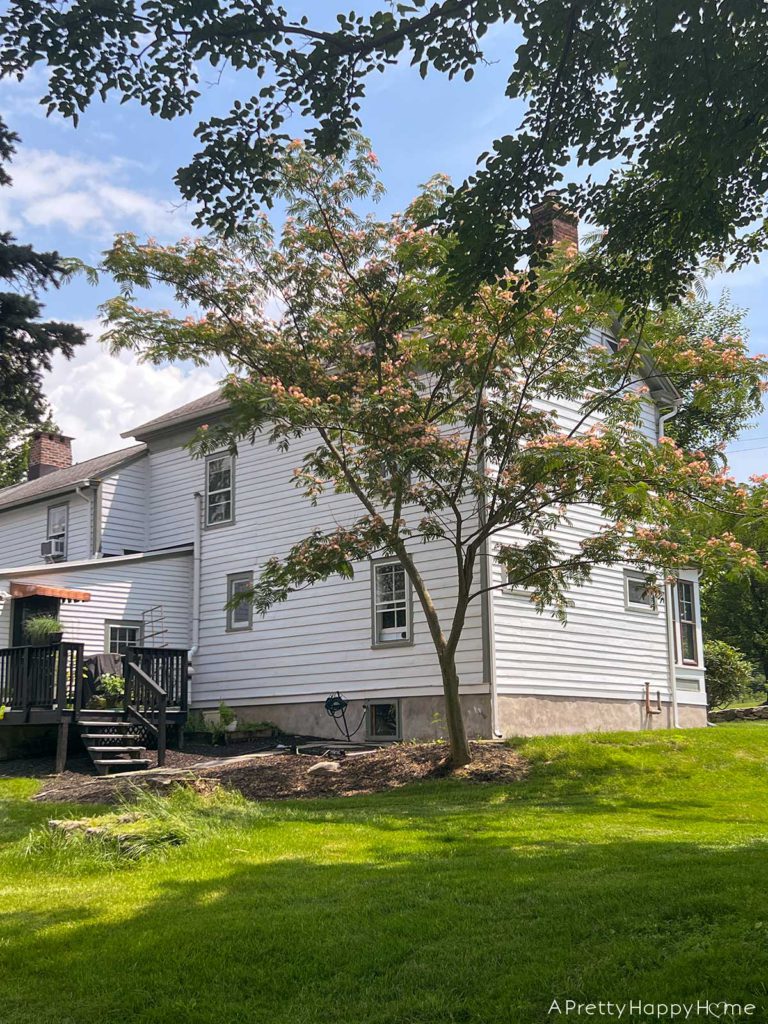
[3,1,768,304]
[98,139,768,764]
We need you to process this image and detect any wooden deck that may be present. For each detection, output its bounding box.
[0,643,188,772]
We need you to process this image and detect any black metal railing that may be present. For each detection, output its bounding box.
[0,642,84,715]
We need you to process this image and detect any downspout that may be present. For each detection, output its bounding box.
[480,538,502,738]
[478,439,502,739]
[658,400,683,728]
[188,492,203,703]
[74,482,99,558]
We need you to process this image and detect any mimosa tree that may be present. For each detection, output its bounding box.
[99,139,766,765]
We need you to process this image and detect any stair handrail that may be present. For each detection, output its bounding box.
[124,658,167,767]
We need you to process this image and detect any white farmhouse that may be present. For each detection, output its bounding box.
[0,370,707,750]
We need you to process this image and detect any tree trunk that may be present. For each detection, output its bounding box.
[439,650,472,767]
[391,543,473,767]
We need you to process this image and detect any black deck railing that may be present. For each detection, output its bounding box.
[124,660,168,766]
[123,648,187,767]
[0,644,187,733]
[123,647,188,712]
[0,642,84,714]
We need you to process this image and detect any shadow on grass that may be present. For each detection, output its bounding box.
[3,830,768,1024]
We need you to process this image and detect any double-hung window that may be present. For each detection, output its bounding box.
[674,579,699,665]
[227,572,253,632]
[372,560,411,646]
[106,621,142,656]
[205,454,234,527]
[46,503,68,560]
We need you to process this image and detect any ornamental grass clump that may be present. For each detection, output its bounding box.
[23,615,64,645]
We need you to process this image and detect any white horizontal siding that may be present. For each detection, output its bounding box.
[191,431,485,708]
[100,457,149,555]
[491,388,704,706]
[147,444,202,550]
[0,490,93,568]
[0,552,192,653]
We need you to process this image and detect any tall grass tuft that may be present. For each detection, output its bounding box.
[24,784,267,867]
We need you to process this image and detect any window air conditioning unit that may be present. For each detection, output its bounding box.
[41,538,65,561]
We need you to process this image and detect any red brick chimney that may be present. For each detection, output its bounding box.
[529,191,579,251]
[28,431,73,480]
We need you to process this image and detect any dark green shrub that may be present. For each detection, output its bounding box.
[704,640,753,710]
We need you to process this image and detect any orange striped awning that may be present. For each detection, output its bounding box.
[10,582,91,602]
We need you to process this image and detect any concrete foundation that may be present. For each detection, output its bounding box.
[199,691,707,742]
[495,694,708,736]
[202,694,493,743]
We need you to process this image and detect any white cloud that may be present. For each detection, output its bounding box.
[44,321,223,462]
[3,146,191,239]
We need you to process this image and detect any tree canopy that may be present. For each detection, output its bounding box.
[96,139,766,763]
[661,294,764,465]
[700,475,768,686]
[0,119,85,427]
[3,1,768,304]
[0,409,60,488]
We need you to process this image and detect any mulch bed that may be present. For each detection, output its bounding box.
[0,739,285,782]
[30,742,528,805]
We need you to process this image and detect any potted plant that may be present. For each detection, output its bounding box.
[99,672,124,709]
[23,614,64,646]
[183,710,220,744]
[225,720,279,743]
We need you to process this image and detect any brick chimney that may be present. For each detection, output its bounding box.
[529,191,579,251]
[28,431,73,480]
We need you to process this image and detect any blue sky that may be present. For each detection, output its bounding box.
[1,13,766,475]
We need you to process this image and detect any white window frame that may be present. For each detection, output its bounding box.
[673,575,701,667]
[598,329,618,353]
[226,572,253,632]
[371,559,412,647]
[46,502,69,560]
[623,570,659,614]
[366,700,402,741]
[105,620,143,656]
[205,453,235,528]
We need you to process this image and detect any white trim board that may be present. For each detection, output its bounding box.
[0,545,193,577]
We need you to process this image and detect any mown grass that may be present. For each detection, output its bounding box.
[1,724,768,1024]
[724,695,768,709]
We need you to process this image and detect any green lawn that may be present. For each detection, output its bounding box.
[724,695,768,709]
[2,725,768,1024]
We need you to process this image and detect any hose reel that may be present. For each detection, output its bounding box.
[324,691,366,742]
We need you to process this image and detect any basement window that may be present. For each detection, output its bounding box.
[366,701,401,741]
[372,560,412,646]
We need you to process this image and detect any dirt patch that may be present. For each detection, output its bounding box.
[32,742,527,805]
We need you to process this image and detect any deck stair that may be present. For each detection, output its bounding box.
[78,718,152,776]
